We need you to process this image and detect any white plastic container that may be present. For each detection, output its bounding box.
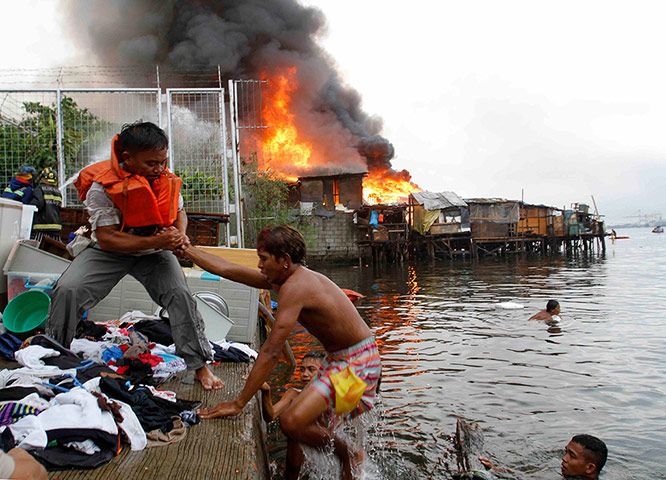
[6,272,61,301]
[0,198,23,297]
[2,240,71,301]
[20,205,38,239]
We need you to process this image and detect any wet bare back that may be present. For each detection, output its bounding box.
[275,267,372,352]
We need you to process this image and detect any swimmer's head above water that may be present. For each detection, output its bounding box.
[546,300,560,315]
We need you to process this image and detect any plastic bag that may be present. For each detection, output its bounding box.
[329,366,367,414]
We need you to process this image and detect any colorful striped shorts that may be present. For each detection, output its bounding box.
[309,336,381,419]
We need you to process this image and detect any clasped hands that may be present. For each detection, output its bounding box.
[155,226,191,255]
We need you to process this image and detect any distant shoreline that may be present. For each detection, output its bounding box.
[607,223,663,229]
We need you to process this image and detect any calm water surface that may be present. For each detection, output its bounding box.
[267,227,666,479]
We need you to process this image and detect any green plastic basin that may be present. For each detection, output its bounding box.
[2,290,50,339]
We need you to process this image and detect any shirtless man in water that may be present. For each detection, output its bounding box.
[184,225,381,480]
[529,299,560,321]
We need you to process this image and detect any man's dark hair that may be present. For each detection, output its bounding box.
[546,300,559,312]
[303,352,324,361]
[572,434,607,473]
[117,121,168,154]
[257,225,306,265]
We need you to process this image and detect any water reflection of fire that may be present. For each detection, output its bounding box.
[260,67,420,205]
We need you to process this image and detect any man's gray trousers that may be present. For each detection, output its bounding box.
[45,247,213,370]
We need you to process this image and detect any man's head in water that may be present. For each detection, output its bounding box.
[561,434,607,479]
[546,300,560,315]
[256,225,306,285]
[300,352,324,383]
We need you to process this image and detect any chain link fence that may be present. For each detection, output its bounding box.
[167,88,227,215]
[1,83,276,247]
[59,89,161,206]
[0,89,160,206]
[0,90,58,190]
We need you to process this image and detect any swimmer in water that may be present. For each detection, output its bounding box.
[561,434,607,479]
[529,300,560,321]
[479,433,607,479]
[260,352,325,422]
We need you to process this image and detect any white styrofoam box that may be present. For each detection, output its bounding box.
[0,199,23,294]
[20,205,38,239]
[89,268,259,344]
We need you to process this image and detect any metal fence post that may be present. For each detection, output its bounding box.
[219,88,231,247]
[55,89,66,207]
[166,91,174,172]
[157,90,163,129]
[228,79,244,247]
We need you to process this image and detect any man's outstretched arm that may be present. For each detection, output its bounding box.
[184,245,271,289]
[198,288,302,419]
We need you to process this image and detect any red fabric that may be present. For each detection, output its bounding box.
[137,353,164,367]
[341,288,365,303]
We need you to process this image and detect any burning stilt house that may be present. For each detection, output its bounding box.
[298,172,366,213]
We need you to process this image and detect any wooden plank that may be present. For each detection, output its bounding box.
[195,247,260,271]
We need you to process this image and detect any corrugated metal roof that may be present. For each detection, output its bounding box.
[464,198,517,204]
[521,202,563,211]
[411,191,467,209]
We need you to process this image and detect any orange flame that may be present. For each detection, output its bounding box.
[363,170,421,205]
[261,67,420,205]
[261,67,311,180]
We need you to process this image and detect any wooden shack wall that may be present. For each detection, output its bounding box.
[300,179,324,203]
[300,176,363,210]
[471,222,509,238]
[553,216,565,236]
[517,206,550,236]
[338,176,363,209]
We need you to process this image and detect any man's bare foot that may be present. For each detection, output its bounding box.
[341,445,365,480]
[195,365,224,390]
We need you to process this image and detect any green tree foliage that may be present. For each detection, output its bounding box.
[176,168,225,206]
[241,156,299,248]
[0,96,110,183]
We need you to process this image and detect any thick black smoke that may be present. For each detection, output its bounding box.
[63,0,398,175]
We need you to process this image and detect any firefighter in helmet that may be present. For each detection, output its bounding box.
[30,167,63,242]
[2,165,36,204]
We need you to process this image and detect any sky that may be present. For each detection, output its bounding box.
[3,0,666,225]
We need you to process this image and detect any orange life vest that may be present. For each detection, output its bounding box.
[74,135,182,229]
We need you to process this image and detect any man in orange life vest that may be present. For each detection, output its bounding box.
[45,121,222,389]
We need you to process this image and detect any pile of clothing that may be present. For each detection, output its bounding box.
[0,310,257,471]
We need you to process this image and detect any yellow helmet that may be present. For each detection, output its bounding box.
[41,167,58,185]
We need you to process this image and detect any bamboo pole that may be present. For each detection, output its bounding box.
[591,195,600,219]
